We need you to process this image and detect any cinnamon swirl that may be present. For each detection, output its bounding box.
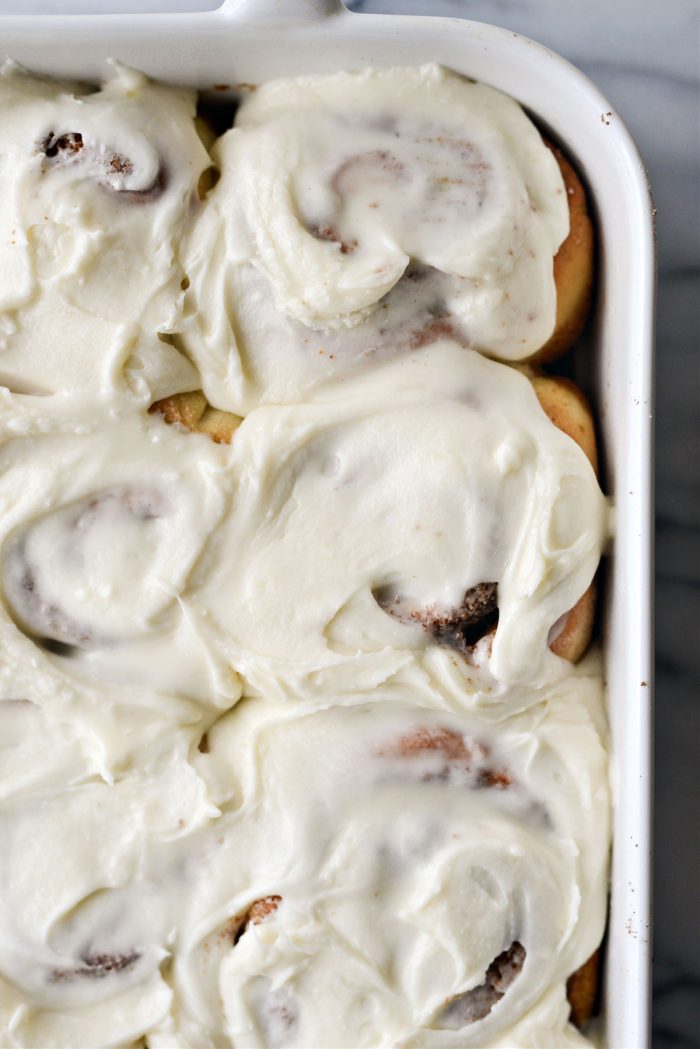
[181,64,592,415]
[0,415,237,709]
[0,63,207,411]
[190,341,607,699]
[0,61,610,1049]
[0,754,210,1048]
[162,679,609,1047]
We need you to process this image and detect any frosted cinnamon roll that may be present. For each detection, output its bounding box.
[192,342,608,699]
[0,64,208,411]
[162,676,608,1048]
[0,414,238,709]
[0,757,211,1049]
[181,64,591,414]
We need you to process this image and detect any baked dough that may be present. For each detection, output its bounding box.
[180,64,589,416]
[149,366,602,672]
[533,374,599,662]
[149,389,242,443]
[567,949,601,1029]
[534,146,595,364]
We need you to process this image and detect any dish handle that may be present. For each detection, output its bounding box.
[219,0,346,19]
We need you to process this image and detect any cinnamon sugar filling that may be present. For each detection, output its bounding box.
[380,725,512,788]
[230,895,282,945]
[49,951,141,984]
[376,581,499,652]
[39,130,166,199]
[436,941,527,1028]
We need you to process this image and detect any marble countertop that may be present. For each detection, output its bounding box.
[0,1,697,1045]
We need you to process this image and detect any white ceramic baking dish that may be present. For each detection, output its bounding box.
[0,1,654,1045]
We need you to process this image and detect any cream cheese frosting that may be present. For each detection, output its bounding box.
[0,755,214,1048]
[0,62,206,416]
[0,342,607,709]
[0,671,607,1049]
[181,64,569,414]
[0,413,241,769]
[191,341,608,699]
[0,63,609,1049]
[150,669,608,1048]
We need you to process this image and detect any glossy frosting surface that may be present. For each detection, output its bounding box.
[182,64,569,414]
[0,63,608,1049]
[0,62,205,414]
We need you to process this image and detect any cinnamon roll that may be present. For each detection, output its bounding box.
[155,369,600,674]
[0,415,236,707]
[192,341,607,699]
[0,757,210,1048]
[566,949,601,1031]
[0,64,208,409]
[164,679,608,1047]
[0,62,610,1049]
[181,64,592,415]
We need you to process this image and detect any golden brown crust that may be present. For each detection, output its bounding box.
[566,949,600,1029]
[533,374,599,662]
[197,164,221,200]
[194,114,223,199]
[531,374,598,474]
[549,582,597,663]
[150,390,207,430]
[194,114,218,153]
[529,143,594,365]
[149,390,241,445]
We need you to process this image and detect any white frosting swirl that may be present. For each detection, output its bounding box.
[0,414,240,739]
[152,670,608,1048]
[0,65,609,1049]
[0,671,607,1048]
[182,64,569,413]
[193,342,608,698]
[0,754,213,1048]
[0,62,207,414]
